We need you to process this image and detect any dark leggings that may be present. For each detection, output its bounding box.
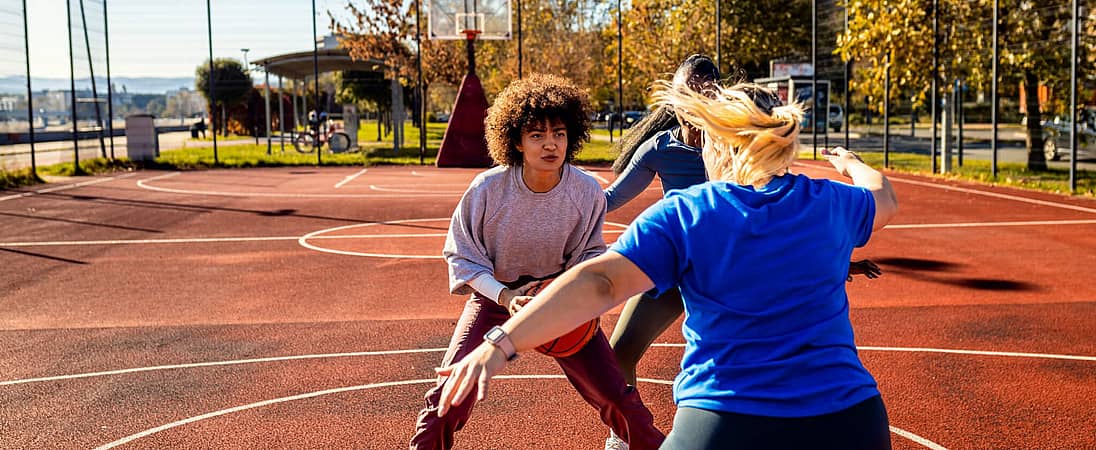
[609,288,684,386]
[660,396,892,450]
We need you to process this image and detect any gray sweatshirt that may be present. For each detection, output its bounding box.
[444,164,607,295]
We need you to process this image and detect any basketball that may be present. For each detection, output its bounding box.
[523,278,600,358]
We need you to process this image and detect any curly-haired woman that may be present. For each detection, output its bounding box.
[408,73,665,450]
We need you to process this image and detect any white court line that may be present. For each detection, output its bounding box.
[0,348,447,387]
[298,218,461,259]
[333,168,367,189]
[652,343,1096,362]
[792,162,1096,215]
[581,168,612,184]
[298,219,627,259]
[8,345,1091,387]
[855,346,1096,362]
[137,173,461,198]
[11,344,1089,449]
[0,233,452,248]
[0,173,137,202]
[891,427,948,450]
[0,219,1083,248]
[368,184,466,193]
[885,219,1096,229]
[92,378,438,450]
[887,175,1096,215]
[91,374,945,450]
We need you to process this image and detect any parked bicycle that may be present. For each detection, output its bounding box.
[295,111,352,153]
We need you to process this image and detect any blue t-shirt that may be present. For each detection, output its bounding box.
[610,174,879,417]
[604,128,707,212]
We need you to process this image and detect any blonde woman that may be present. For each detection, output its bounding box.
[433,81,898,449]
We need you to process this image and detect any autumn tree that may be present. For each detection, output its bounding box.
[606,0,810,110]
[478,1,610,103]
[333,0,469,123]
[1000,0,1086,170]
[840,0,1094,171]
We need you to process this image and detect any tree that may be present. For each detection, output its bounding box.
[606,0,810,110]
[478,1,609,99]
[335,70,392,112]
[336,0,616,112]
[195,58,252,136]
[999,0,1083,171]
[840,0,1094,171]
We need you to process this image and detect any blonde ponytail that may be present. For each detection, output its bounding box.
[651,81,803,188]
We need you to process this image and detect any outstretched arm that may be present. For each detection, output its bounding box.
[822,147,898,230]
[434,252,654,416]
[604,138,659,212]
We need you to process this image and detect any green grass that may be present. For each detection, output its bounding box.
[0,167,43,188]
[798,150,1096,197]
[575,138,616,165]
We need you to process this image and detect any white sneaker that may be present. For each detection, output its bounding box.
[604,434,629,450]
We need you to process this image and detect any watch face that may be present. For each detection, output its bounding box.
[485,327,504,342]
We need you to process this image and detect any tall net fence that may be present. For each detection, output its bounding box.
[68,0,111,159]
[0,3,30,138]
[0,0,1091,193]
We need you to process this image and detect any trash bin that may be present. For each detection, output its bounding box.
[190,127,199,138]
[125,114,159,161]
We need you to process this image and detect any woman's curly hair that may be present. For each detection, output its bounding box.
[485,73,592,166]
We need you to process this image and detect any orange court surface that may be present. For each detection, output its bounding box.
[1,161,1094,449]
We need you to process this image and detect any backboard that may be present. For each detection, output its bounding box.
[428,0,512,40]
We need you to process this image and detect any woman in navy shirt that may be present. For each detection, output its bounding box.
[434,81,899,449]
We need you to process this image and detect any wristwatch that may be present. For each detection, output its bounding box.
[483,326,519,361]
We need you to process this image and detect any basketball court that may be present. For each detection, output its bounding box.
[1,161,1094,449]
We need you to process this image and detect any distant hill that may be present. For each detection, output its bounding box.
[0,76,194,94]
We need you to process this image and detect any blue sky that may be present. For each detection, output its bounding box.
[19,0,352,79]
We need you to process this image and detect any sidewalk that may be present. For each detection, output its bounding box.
[0,131,257,171]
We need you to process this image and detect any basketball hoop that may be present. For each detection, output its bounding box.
[430,2,510,41]
[461,29,482,40]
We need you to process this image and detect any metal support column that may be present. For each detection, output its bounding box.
[417,0,426,163]
[811,0,817,159]
[278,76,285,153]
[931,0,938,173]
[991,0,999,177]
[103,0,114,159]
[23,0,41,180]
[264,69,271,155]
[67,0,84,174]
[206,0,217,163]
[1069,0,1078,192]
[617,0,623,142]
[312,0,321,164]
[884,53,890,167]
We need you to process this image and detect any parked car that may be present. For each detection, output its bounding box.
[621,111,647,128]
[1042,112,1096,161]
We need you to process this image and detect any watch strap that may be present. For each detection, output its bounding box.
[483,326,519,361]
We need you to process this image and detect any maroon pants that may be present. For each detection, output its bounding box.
[409,294,665,450]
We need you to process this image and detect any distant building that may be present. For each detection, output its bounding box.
[318,35,343,49]
[0,96,16,112]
